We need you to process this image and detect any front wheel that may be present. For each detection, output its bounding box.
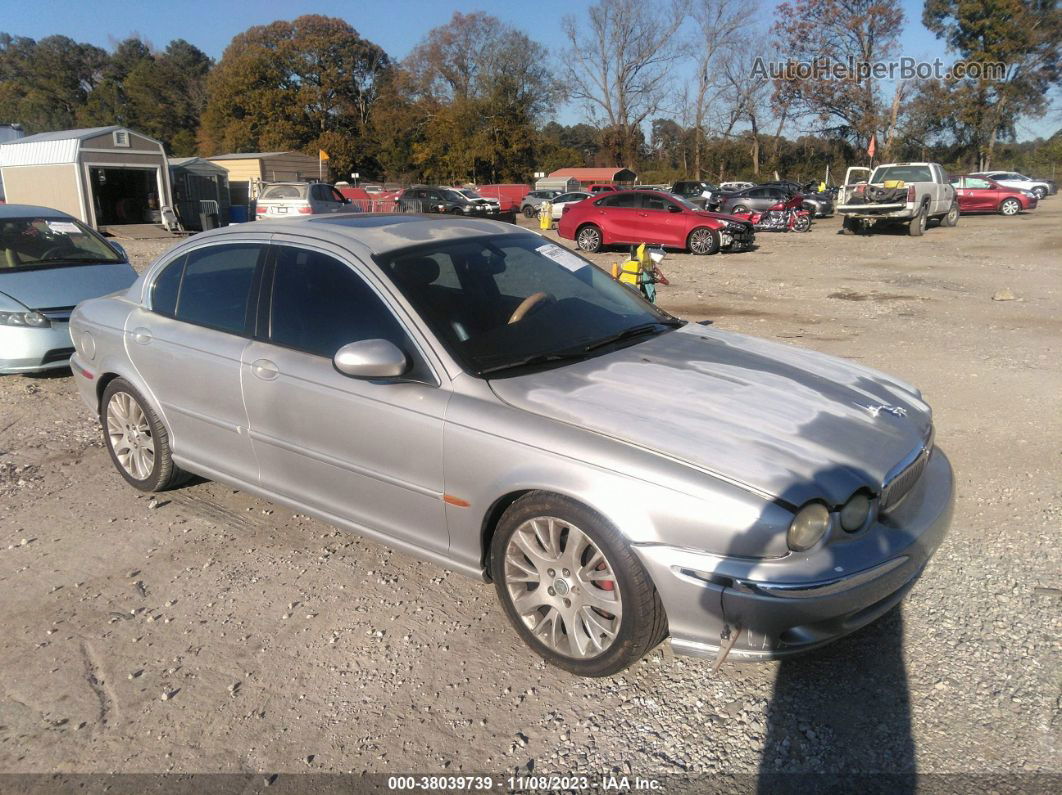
[491,493,667,676]
[688,226,720,255]
[942,201,959,226]
[1000,198,1021,216]
[576,224,603,253]
[522,205,536,218]
[101,378,187,492]
[1032,186,1047,200]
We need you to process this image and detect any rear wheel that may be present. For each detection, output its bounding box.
[576,224,603,253]
[101,379,187,492]
[522,205,536,218]
[841,215,860,235]
[732,204,749,214]
[908,205,927,236]
[999,198,1021,216]
[491,493,667,677]
[793,214,811,232]
[688,226,720,255]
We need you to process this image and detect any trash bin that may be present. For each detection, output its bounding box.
[199,211,219,231]
[229,205,248,224]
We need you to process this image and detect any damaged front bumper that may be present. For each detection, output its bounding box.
[633,448,954,661]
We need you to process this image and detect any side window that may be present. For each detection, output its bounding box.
[748,188,767,198]
[151,255,185,316]
[269,246,409,359]
[641,194,672,211]
[598,193,638,208]
[331,188,346,203]
[967,178,991,189]
[174,244,262,334]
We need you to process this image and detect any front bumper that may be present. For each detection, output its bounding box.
[634,448,954,661]
[0,322,75,374]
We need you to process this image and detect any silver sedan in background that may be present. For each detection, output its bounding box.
[1,205,136,374]
[69,215,953,676]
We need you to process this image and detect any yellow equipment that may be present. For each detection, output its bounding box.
[610,243,668,302]
[538,201,553,230]
[883,179,906,189]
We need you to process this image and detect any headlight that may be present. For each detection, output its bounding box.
[787,502,831,551]
[840,492,872,532]
[0,311,51,328]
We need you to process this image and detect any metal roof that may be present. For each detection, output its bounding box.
[12,126,122,144]
[207,152,289,160]
[548,167,637,181]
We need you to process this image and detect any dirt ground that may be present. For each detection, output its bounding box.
[0,202,1059,784]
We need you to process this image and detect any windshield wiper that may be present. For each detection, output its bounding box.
[477,349,594,376]
[581,320,685,353]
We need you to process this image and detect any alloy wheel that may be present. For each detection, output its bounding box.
[503,516,622,659]
[1002,199,1019,216]
[577,226,601,252]
[106,391,155,480]
[689,228,716,254]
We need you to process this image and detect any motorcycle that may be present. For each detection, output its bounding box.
[731,194,811,232]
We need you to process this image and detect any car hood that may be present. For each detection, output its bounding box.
[698,210,751,224]
[0,262,137,310]
[488,325,932,506]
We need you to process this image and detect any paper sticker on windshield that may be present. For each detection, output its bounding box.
[46,221,83,235]
[536,243,587,272]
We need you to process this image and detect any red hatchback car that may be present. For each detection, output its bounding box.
[557,190,754,255]
[949,175,1038,216]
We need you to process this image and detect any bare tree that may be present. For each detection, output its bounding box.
[687,0,751,176]
[562,0,688,167]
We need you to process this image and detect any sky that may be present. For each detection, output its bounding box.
[2,0,1057,140]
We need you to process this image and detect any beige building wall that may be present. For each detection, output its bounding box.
[0,164,83,220]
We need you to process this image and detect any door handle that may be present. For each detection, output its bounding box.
[132,327,152,345]
[637,212,648,217]
[251,359,279,380]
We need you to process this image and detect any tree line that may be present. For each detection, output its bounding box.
[1,0,1058,186]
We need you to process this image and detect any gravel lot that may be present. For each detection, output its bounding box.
[0,203,1059,784]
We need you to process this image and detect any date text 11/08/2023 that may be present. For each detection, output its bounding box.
[387,775,663,791]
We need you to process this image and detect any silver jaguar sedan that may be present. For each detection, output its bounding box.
[69,215,953,676]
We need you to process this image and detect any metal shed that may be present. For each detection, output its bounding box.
[207,151,331,211]
[169,157,230,231]
[0,126,173,230]
[547,167,638,187]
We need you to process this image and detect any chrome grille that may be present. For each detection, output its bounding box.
[880,444,931,514]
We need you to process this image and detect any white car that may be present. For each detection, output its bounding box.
[971,172,1050,200]
[550,191,592,219]
[255,183,354,219]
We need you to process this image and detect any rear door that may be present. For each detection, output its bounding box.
[125,241,266,484]
[594,192,642,243]
[240,242,450,552]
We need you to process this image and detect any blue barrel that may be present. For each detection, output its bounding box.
[229,204,248,223]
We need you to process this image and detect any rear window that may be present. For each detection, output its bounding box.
[870,166,933,183]
[260,184,308,200]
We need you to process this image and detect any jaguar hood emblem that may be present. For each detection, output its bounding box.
[862,403,908,418]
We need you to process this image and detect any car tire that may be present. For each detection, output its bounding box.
[732,205,749,214]
[576,224,603,253]
[999,198,1021,216]
[1032,186,1046,200]
[688,226,720,255]
[908,205,927,236]
[101,378,188,492]
[942,201,959,227]
[841,215,860,235]
[523,205,536,218]
[490,492,668,677]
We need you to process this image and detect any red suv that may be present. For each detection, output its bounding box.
[557,190,753,255]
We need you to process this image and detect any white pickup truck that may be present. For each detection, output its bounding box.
[836,162,959,236]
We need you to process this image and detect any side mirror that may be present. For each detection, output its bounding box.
[343,197,352,204]
[110,241,128,260]
[668,204,683,213]
[333,339,409,379]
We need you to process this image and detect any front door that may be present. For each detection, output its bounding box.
[635,193,685,247]
[240,243,450,553]
[124,242,266,484]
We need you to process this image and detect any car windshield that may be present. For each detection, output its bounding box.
[869,165,933,183]
[378,234,679,376]
[260,184,308,200]
[670,195,699,210]
[443,189,471,204]
[0,216,123,270]
[459,189,484,200]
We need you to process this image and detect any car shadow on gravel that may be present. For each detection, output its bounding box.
[756,609,915,791]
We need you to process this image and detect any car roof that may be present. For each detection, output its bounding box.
[0,204,75,219]
[192,213,532,256]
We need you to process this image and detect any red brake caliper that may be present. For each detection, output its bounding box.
[595,562,614,591]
